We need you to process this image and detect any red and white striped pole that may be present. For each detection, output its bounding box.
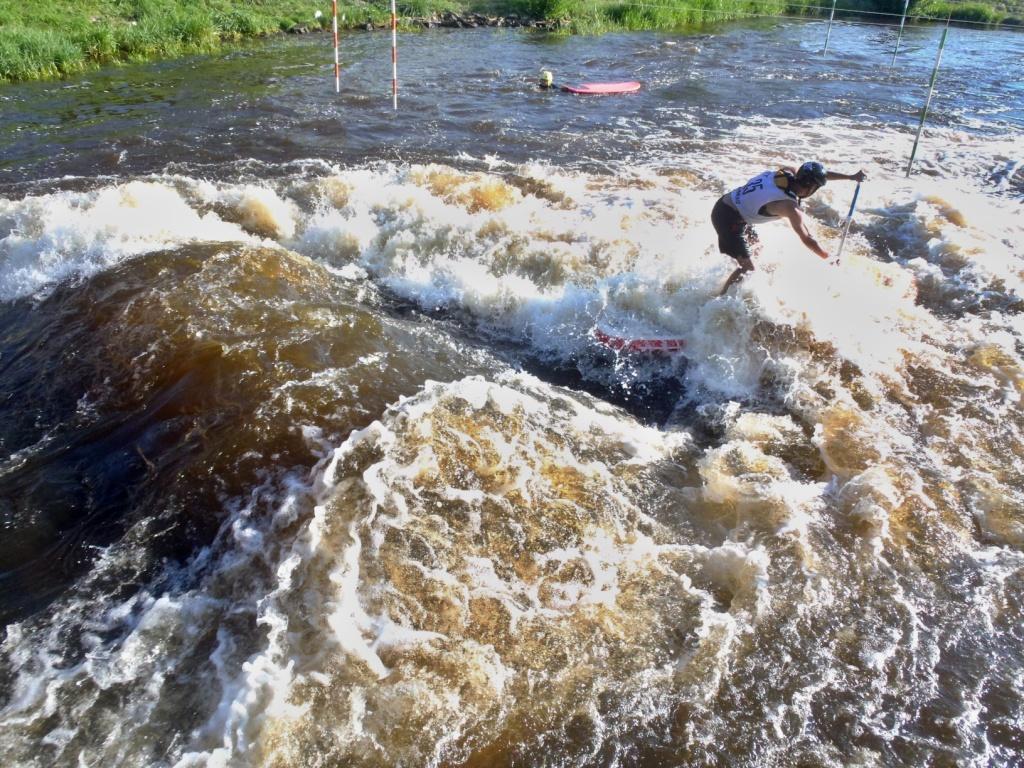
[332,0,340,93]
[390,0,398,109]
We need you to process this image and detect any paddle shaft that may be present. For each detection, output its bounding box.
[834,181,861,263]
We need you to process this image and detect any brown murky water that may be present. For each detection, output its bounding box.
[1,21,1023,768]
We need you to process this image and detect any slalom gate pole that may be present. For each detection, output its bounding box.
[835,181,861,263]
[332,0,340,93]
[891,0,910,66]
[391,0,398,110]
[823,0,837,55]
[906,16,951,178]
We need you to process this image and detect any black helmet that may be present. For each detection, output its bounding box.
[795,161,827,191]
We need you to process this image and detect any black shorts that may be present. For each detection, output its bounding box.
[711,196,758,262]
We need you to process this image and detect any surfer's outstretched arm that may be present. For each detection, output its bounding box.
[826,169,867,183]
[775,203,829,260]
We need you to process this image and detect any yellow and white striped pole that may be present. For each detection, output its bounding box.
[332,0,340,93]
[391,0,398,109]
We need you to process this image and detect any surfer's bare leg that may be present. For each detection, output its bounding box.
[719,257,753,296]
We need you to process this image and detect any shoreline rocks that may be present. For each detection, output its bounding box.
[357,12,570,31]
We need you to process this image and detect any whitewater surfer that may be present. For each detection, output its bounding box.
[714,162,866,295]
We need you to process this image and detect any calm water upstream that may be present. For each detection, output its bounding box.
[1,20,1023,768]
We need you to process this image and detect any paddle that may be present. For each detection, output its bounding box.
[833,181,862,265]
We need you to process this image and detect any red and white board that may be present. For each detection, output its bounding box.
[593,327,685,353]
[561,81,642,95]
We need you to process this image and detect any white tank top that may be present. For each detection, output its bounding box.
[728,170,798,225]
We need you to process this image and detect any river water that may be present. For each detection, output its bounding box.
[1,19,1022,767]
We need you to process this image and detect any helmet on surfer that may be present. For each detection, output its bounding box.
[711,161,867,295]
[792,161,828,198]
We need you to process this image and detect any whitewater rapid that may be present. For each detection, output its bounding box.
[2,21,1023,768]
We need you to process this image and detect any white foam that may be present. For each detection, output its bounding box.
[5,152,1018,413]
[3,111,1023,766]
[0,181,255,301]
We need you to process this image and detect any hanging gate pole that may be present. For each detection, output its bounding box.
[391,0,398,109]
[891,0,910,66]
[906,16,951,178]
[332,0,340,92]
[823,0,837,54]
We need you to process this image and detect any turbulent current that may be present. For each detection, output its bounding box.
[1,20,1023,768]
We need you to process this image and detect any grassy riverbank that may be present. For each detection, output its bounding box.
[0,0,328,82]
[0,0,1017,84]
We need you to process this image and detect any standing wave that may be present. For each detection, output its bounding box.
[1,157,1023,766]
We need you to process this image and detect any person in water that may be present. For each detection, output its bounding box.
[713,161,866,295]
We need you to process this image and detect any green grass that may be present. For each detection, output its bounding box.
[0,0,1014,83]
[0,0,335,82]
[912,0,1007,22]
[570,0,793,32]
